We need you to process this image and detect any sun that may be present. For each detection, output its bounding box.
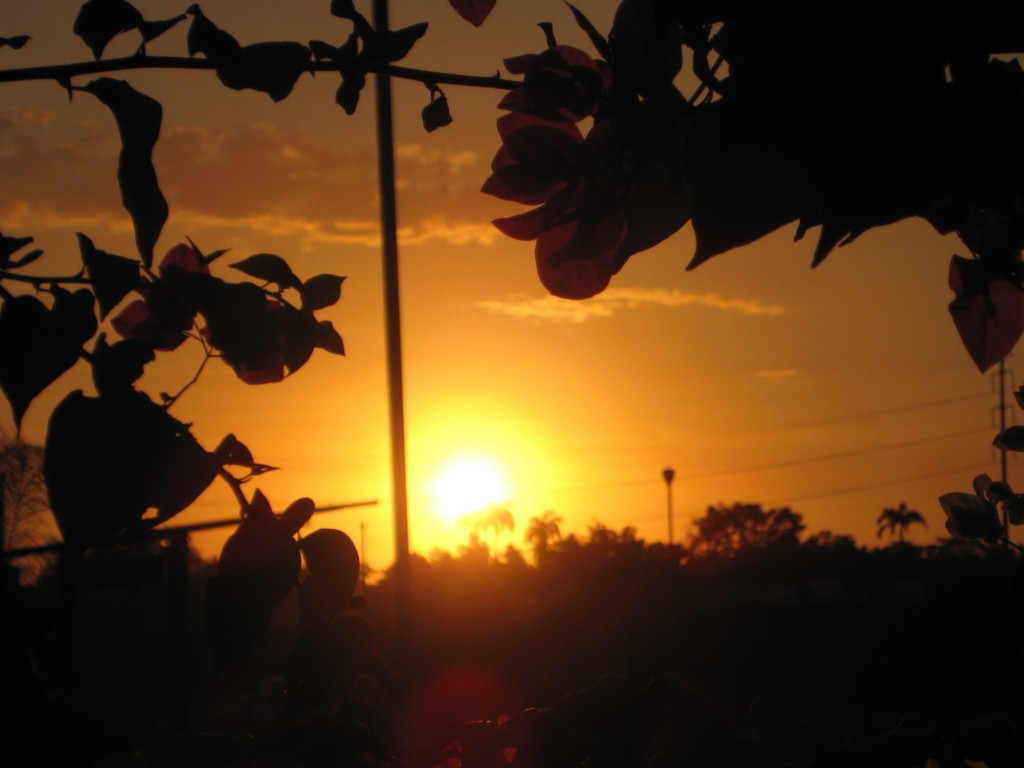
[430,454,510,524]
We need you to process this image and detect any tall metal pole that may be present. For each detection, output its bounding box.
[999,359,1010,543]
[372,0,412,653]
[662,468,676,544]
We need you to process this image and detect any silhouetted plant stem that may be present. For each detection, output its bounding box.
[161,344,214,410]
[0,271,91,287]
[0,55,519,91]
[217,467,249,514]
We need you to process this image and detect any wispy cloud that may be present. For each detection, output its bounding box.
[0,114,498,249]
[755,369,800,382]
[167,210,499,248]
[476,287,787,323]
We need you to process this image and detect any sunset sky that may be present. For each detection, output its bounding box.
[0,0,1012,570]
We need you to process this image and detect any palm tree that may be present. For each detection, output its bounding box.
[460,504,515,560]
[877,502,927,544]
[525,510,562,564]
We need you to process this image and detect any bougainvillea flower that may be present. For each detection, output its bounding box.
[939,473,1003,541]
[947,253,1024,372]
[499,45,604,122]
[111,243,209,350]
[484,110,690,299]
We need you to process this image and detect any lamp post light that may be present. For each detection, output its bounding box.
[662,467,676,544]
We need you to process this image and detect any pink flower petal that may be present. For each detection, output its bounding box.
[534,217,626,299]
[238,362,285,385]
[492,207,552,241]
[497,111,581,142]
[159,243,208,275]
[503,54,537,74]
[482,167,567,204]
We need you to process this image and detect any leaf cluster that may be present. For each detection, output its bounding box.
[483,0,1024,370]
[942,384,1024,544]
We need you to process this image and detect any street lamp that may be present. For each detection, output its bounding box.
[662,467,676,544]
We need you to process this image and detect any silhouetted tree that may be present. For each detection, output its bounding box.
[877,502,927,544]
[525,510,562,564]
[0,434,50,553]
[459,505,515,559]
[0,434,55,584]
[689,503,805,559]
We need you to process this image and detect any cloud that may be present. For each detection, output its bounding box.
[755,369,800,382]
[166,210,499,248]
[0,114,500,249]
[476,287,787,323]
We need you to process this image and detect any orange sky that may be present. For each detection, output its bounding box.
[0,0,1010,570]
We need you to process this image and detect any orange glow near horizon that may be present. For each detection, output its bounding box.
[430,454,511,524]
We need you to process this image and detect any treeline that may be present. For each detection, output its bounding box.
[367,508,1021,725]
[4,503,1022,764]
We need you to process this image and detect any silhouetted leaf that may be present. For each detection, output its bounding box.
[1015,385,1024,411]
[206,495,303,663]
[186,3,240,59]
[214,433,254,467]
[609,0,682,98]
[939,491,1002,540]
[314,321,345,355]
[90,335,154,397]
[319,32,365,113]
[336,71,365,114]
[567,4,612,61]
[8,249,42,268]
[279,497,315,536]
[81,78,167,268]
[330,0,358,19]
[0,36,30,50]
[74,0,143,60]
[282,312,317,374]
[685,100,806,269]
[186,6,309,101]
[995,425,1024,451]
[299,528,359,621]
[363,22,428,65]
[44,389,217,551]
[448,0,497,27]
[0,233,35,268]
[137,14,188,45]
[309,39,339,60]
[223,42,311,102]
[538,22,558,47]
[189,275,288,382]
[248,488,275,522]
[230,253,302,290]
[301,274,345,311]
[0,289,96,430]
[423,93,453,132]
[78,232,139,319]
[948,255,1024,372]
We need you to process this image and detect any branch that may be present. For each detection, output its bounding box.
[375,63,518,91]
[161,340,214,410]
[217,467,249,515]
[0,55,519,91]
[0,271,92,287]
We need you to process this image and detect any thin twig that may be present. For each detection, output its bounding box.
[161,345,214,410]
[0,271,92,287]
[217,467,250,516]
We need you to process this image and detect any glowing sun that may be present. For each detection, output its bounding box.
[431,454,509,523]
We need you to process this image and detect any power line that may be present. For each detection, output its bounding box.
[677,426,993,481]
[535,425,992,497]
[752,392,990,434]
[541,391,991,460]
[765,461,994,506]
